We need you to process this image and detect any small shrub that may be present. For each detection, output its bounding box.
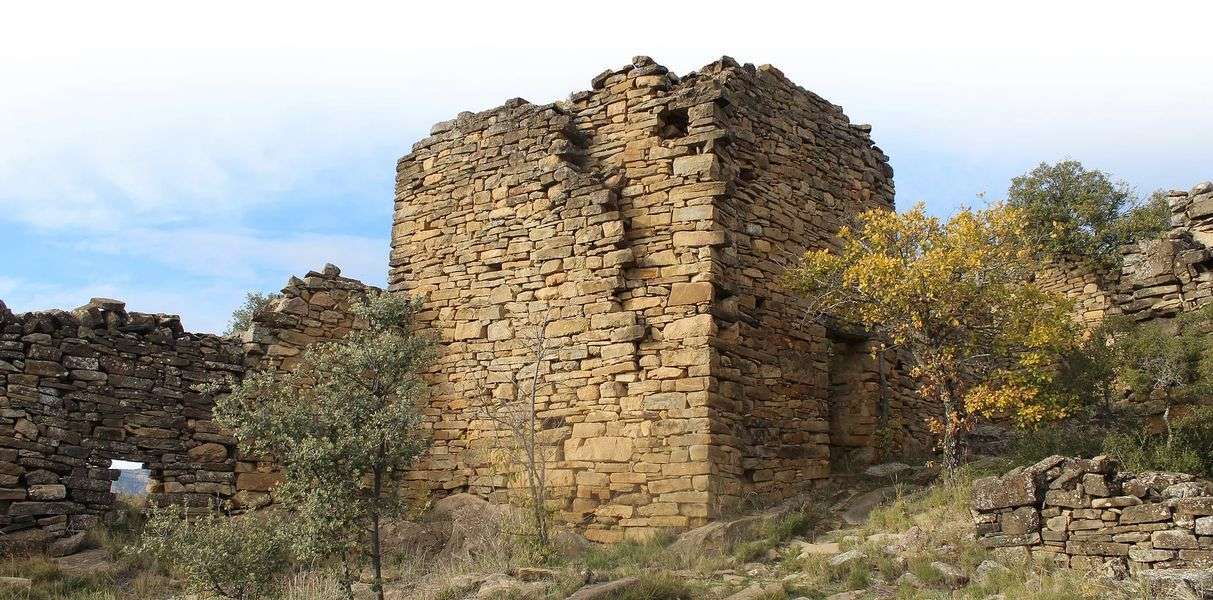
[134,503,292,600]
[1007,422,1109,466]
[584,533,677,573]
[608,572,695,600]
[224,291,282,336]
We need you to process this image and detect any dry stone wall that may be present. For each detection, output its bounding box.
[974,456,1213,574]
[1039,181,1213,324]
[390,56,930,542]
[0,265,377,549]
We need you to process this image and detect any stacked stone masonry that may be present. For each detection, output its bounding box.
[389,56,931,542]
[0,265,378,548]
[974,456,1213,574]
[1041,181,1213,325]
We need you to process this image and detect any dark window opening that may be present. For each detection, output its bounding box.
[657,108,689,139]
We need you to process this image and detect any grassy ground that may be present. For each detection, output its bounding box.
[0,461,1177,599]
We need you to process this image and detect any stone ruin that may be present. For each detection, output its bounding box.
[3,56,942,548]
[391,56,931,542]
[0,266,378,550]
[1037,181,1213,325]
[974,456,1213,573]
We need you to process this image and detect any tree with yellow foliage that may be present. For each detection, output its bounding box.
[785,203,1081,470]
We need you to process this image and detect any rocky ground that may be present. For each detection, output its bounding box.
[3,459,1208,599]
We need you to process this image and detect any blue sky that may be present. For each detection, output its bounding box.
[3,2,1212,333]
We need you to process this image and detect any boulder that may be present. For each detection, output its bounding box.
[1140,569,1213,600]
[473,574,546,599]
[842,486,900,525]
[47,531,88,557]
[565,577,639,600]
[930,561,969,588]
[725,582,785,600]
[828,549,866,568]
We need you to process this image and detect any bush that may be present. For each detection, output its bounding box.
[1007,419,1112,466]
[134,503,292,600]
[1101,405,1213,477]
[224,291,281,336]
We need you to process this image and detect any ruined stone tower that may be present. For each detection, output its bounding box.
[390,57,927,542]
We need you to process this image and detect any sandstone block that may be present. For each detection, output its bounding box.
[27,484,66,501]
[565,437,634,462]
[236,472,282,492]
[663,314,716,340]
[454,321,486,340]
[1122,503,1172,524]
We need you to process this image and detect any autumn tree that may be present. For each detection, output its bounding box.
[1007,160,1168,266]
[215,294,435,600]
[786,204,1081,470]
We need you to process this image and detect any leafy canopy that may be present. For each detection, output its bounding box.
[1105,305,1213,405]
[1007,160,1168,265]
[214,293,435,598]
[224,291,282,336]
[786,204,1081,466]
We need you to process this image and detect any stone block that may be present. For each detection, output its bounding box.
[972,470,1039,511]
[663,314,716,340]
[236,472,282,492]
[27,484,66,501]
[1153,529,1199,550]
[564,437,634,462]
[1121,502,1171,524]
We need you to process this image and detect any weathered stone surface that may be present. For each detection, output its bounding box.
[972,470,1039,511]
[1153,529,1200,550]
[1122,502,1172,524]
[974,459,1213,570]
[565,578,639,600]
[187,443,228,463]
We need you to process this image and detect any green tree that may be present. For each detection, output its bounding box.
[215,294,436,600]
[1007,160,1168,266]
[224,291,282,336]
[134,502,292,600]
[1106,305,1213,446]
[785,204,1081,470]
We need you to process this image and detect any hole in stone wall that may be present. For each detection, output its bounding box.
[109,459,150,498]
[740,167,757,181]
[657,108,689,139]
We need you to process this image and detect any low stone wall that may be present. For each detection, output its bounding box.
[0,265,377,549]
[973,456,1213,574]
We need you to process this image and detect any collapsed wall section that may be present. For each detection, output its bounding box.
[0,265,378,549]
[974,456,1213,573]
[1038,181,1213,325]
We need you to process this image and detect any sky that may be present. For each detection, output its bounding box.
[2,1,1212,333]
